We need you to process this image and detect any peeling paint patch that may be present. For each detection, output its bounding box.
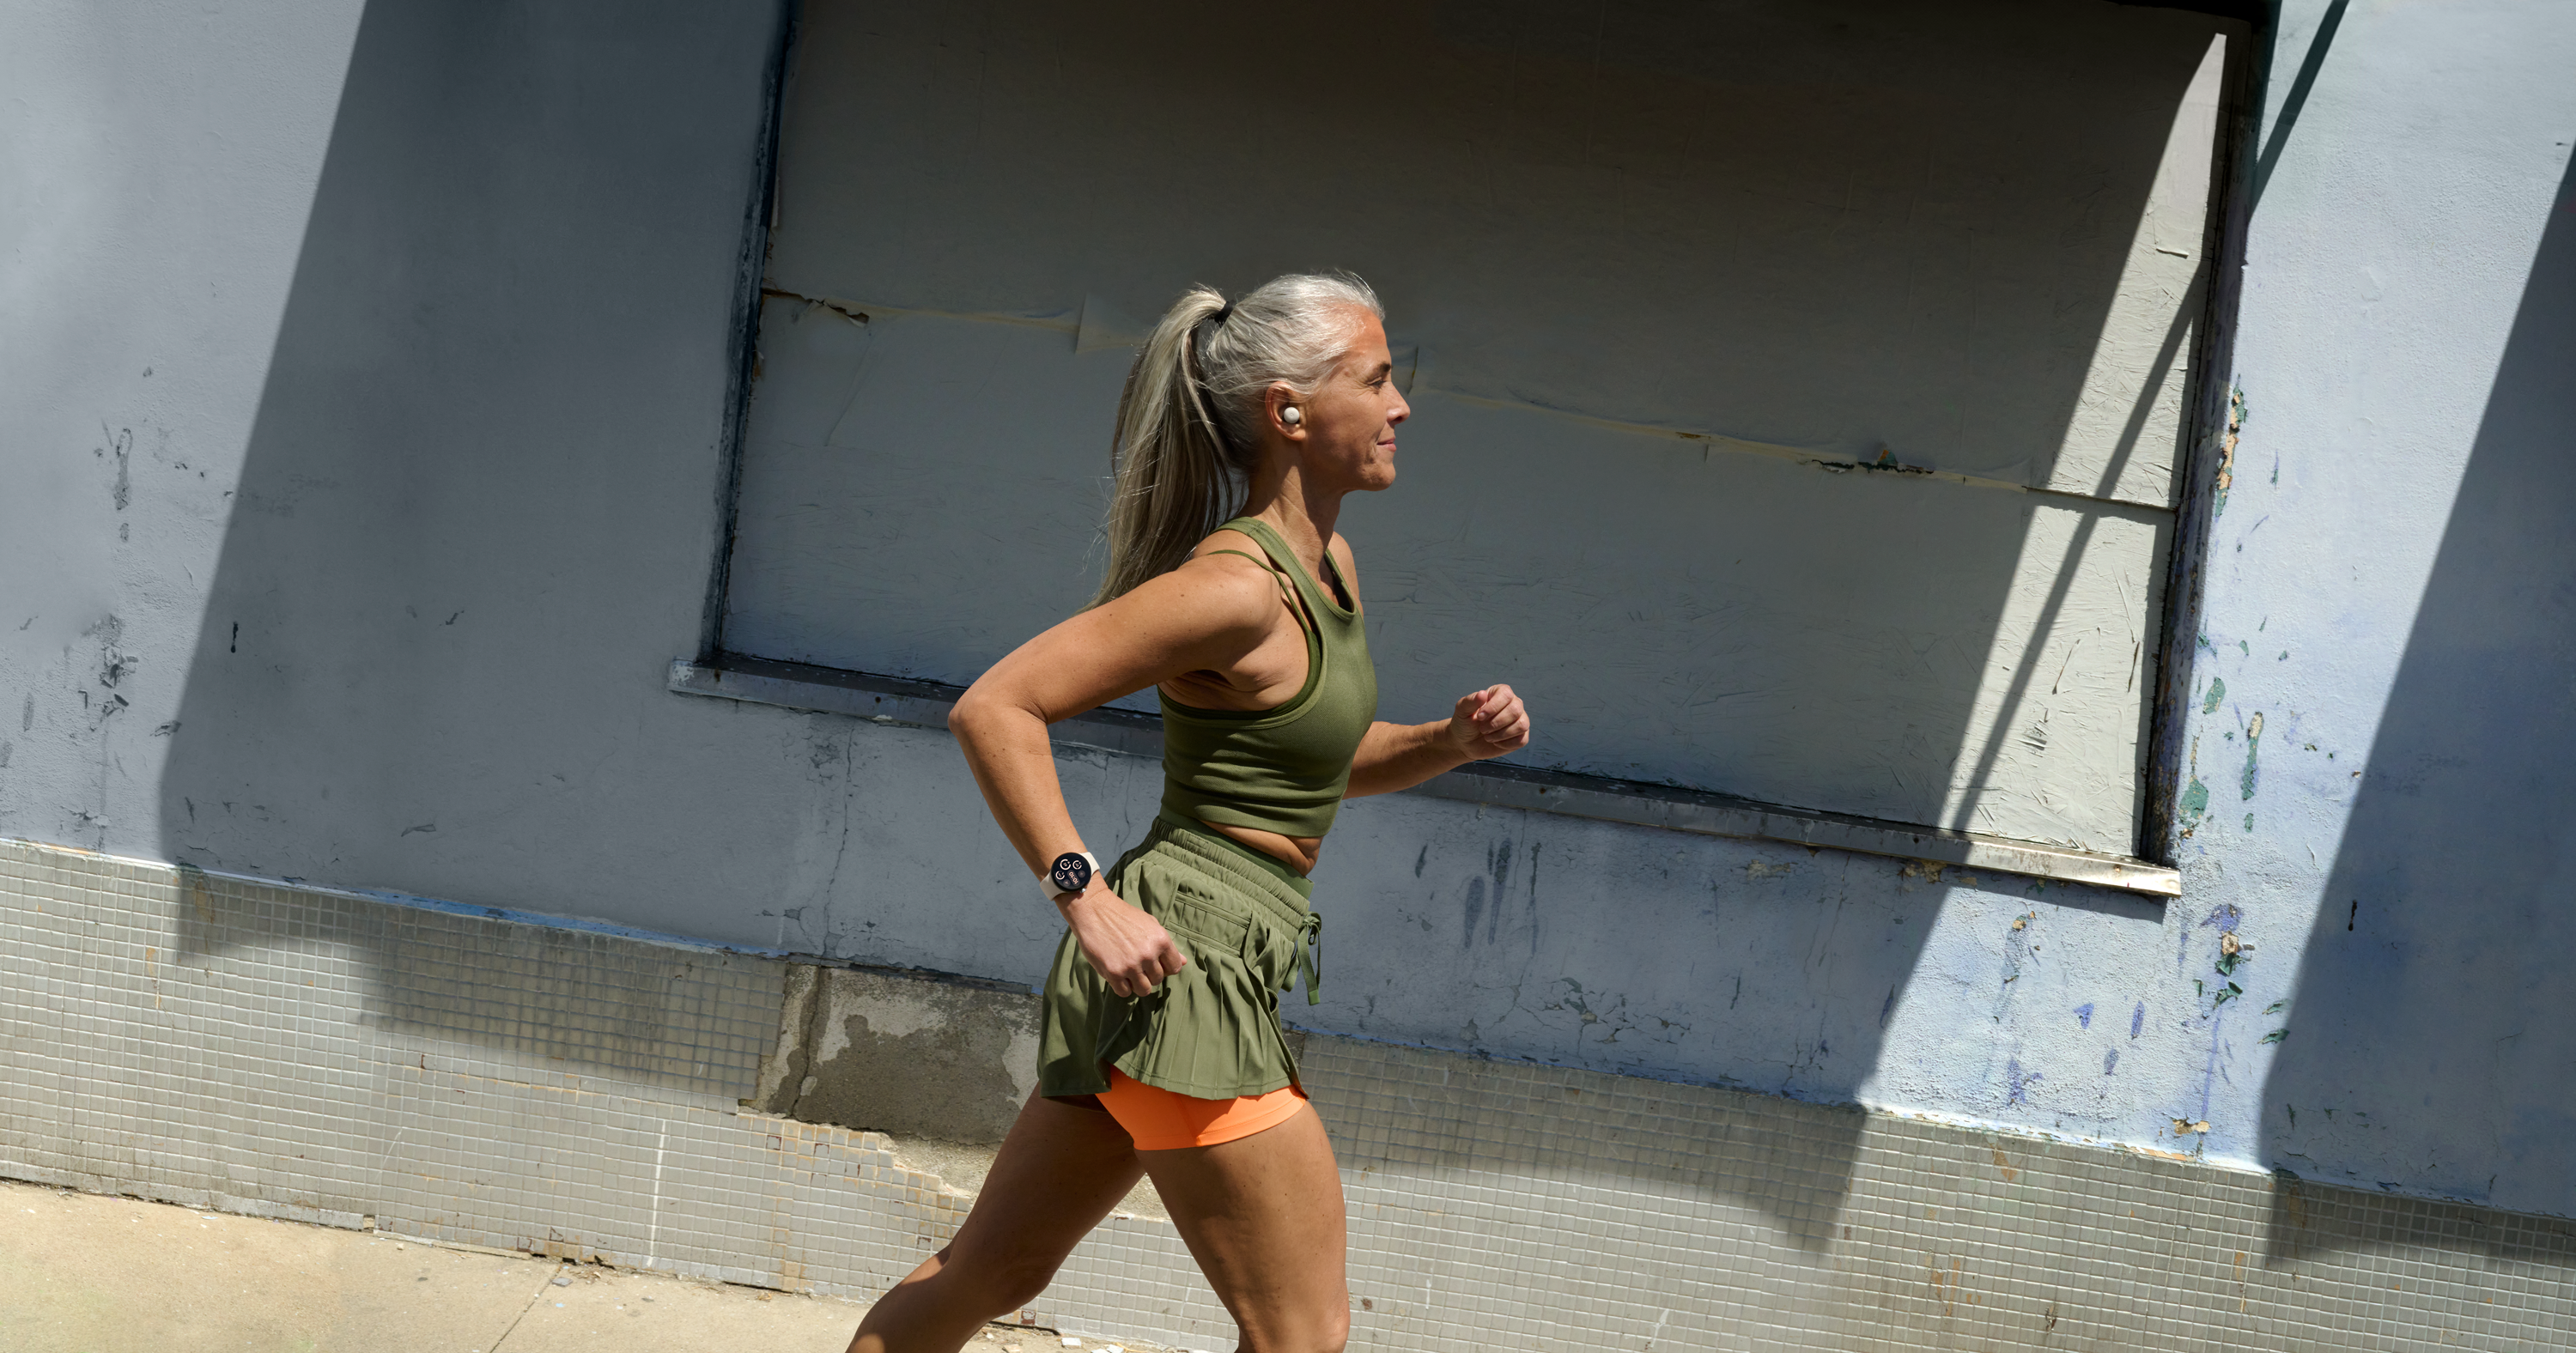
[2212,385,2245,517]
[2239,711,2263,801]
[2178,777,2209,830]
[2201,676,2227,713]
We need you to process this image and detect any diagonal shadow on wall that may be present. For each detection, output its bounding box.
[155,0,792,1076]
[2260,156,2576,1255]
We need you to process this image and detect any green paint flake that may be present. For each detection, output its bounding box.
[2179,778,2209,828]
[2260,1028,2290,1045]
[2263,999,2288,1015]
[2244,812,2255,832]
[2240,712,2263,802]
[2216,950,2240,977]
[2194,979,2206,998]
[2202,677,2227,713]
[2239,640,2251,655]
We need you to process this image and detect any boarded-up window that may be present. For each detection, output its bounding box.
[721,0,2241,856]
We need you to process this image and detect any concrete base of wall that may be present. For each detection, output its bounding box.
[6,837,2570,1350]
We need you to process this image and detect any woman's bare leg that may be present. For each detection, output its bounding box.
[1139,1103,1349,1353]
[845,1092,1145,1353]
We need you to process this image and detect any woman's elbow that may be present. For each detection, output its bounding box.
[948,684,1025,744]
[948,685,984,737]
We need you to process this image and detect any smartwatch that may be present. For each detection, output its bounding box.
[1042,850,1101,901]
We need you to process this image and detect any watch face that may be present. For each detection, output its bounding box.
[1049,852,1092,895]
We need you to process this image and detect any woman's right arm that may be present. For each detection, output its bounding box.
[948,555,1279,997]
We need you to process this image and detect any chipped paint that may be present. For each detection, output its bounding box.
[2211,385,2245,518]
[2239,711,2263,801]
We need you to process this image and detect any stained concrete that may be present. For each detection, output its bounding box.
[747,961,1170,1220]
[751,963,1042,1144]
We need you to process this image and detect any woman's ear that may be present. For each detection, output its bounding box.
[1266,383,1305,440]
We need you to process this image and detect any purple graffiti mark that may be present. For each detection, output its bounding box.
[2130,1002,2146,1039]
[2075,1003,2095,1029]
[2104,1049,2120,1076]
[2187,902,2245,968]
[2192,1009,2227,1144]
[2007,1059,2043,1107]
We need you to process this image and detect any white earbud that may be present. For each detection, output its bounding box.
[1281,406,1303,427]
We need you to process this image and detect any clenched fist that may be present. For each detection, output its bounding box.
[1446,683,1532,761]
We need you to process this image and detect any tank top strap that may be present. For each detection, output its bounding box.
[1215,518,1349,623]
[1198,547,1307,633]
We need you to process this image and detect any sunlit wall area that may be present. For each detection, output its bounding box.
[2191,0,2576,1218]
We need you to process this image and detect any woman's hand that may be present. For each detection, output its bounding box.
[1061,886,1189,998]
[1446,683,1533,761]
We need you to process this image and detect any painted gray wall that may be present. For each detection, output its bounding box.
[1,0,2571,1225]
[727,0,2233,853]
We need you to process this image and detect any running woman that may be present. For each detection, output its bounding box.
[845,272,1531,1353]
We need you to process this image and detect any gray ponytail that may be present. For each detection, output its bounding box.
[1091,272,1383,607]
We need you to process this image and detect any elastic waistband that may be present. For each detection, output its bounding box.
[1135,810,1323,1005]
[1150,809,1314,900]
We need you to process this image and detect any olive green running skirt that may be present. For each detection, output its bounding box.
[1038,810,1322,1101]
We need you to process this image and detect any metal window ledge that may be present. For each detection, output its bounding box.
[671,654,2179,899]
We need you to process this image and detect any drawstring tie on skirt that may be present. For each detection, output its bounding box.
[1248,907,1325,1004]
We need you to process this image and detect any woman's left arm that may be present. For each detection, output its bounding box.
[1345,684,1532,798]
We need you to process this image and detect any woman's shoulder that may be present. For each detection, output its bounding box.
[1169,529,1287,606]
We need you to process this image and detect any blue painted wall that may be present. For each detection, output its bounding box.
[2199,0,2576,1215]
[1,0,2570,1223]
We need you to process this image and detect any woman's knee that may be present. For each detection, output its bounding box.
[1316,1297,1351,1353]
[958,1251,1059,1317]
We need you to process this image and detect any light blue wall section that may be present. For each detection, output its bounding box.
[1,0,2570,1223]
[2184,0,2576,1216]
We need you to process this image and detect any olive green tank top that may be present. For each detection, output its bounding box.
[1159,518,1379,841]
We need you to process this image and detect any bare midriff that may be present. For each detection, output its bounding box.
[1204,820,1323,876]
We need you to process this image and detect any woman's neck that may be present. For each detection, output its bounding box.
[1239,464,1341,577]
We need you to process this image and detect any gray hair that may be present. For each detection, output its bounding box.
[1091,272,1383,607]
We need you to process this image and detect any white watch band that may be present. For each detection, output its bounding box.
[1042,851,1102,902]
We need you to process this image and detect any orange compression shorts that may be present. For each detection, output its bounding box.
[1095,1068,1309,1150]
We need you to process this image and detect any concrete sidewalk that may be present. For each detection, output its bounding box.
[0,1179,1168,1353]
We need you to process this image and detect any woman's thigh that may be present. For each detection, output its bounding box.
[944,1092,1147,1285]
[847,1093,1145,1353]
[1139,1103,1348,1353]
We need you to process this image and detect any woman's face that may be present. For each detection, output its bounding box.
[1277,310,1409,494]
